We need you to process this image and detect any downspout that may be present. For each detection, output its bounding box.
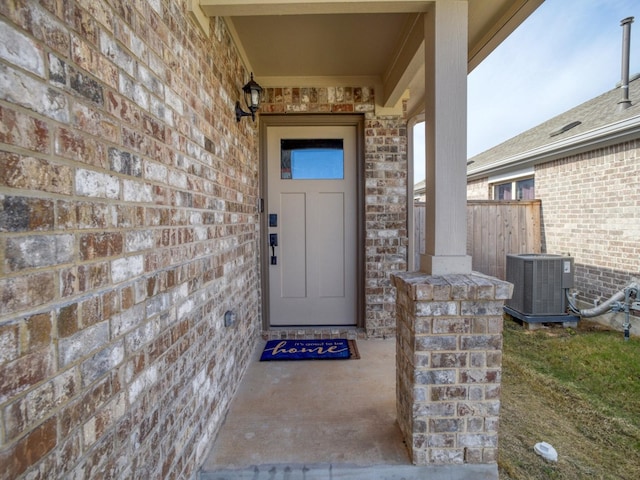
[618,16,634,111]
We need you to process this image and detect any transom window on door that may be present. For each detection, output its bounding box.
[493,177,535,200]
[280,139,344,180]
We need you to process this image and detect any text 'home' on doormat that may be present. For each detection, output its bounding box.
[260,339,360,361]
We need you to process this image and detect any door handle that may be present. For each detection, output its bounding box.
[270,234,277,265]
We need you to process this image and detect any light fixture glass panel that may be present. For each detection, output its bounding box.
[250,89,260,107]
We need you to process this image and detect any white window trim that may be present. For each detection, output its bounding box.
[489,168,535,200]
[488,167,534,185]
[408,114,425,271]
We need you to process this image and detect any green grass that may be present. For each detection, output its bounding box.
[505,320,640,427]
[499,318,640,480]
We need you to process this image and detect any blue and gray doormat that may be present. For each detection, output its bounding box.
[260,339,360,361]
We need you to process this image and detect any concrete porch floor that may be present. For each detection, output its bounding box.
[199,338,498,480]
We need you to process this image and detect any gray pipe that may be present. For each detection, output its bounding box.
[578,280,640,317]
[618,16,634,110]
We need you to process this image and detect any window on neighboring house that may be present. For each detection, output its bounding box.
[495,182,512,200]
[493,177,535,200]
[516,177,534,199]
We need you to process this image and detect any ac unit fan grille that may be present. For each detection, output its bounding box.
[506,254,573,316]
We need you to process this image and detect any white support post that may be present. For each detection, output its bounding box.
[420,0,472,275]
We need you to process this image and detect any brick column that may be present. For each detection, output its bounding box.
[393,272,513,465]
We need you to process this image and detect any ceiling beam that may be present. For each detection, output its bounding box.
[188,0,210,35]
[199,0,432,16]
[381,13,424,108]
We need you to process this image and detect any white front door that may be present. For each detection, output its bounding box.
[266,124,357,326]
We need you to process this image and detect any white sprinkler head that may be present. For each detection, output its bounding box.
[534,442,558,462]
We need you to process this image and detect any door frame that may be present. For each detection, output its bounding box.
[259,114,365,330]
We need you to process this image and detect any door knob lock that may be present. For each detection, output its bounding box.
[269,234,277,265]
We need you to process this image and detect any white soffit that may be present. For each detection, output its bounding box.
[199,1,432,16]
[198,0,544,113]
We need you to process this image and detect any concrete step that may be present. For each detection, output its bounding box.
[199,463,498,480]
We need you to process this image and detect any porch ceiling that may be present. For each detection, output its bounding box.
[197,0,544,116]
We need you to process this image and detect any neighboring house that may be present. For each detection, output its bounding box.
[467,75,640,323]
[0,1,543,477]
[413,178,427,202]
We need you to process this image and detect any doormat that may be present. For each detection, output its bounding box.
[260,339,360,361]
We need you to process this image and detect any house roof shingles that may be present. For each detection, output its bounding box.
[467,75,640,179]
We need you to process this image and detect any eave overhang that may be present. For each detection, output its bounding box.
[193,0,544,114]
[466,115,640,181]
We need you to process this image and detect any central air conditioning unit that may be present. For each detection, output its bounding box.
[505,254,574,317]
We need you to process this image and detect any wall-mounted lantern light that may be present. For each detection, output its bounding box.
[235,73,263,122]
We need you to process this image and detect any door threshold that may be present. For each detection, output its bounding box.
[262,326,366,340]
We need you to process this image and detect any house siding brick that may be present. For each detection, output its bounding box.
[466,178,489,200]
[1,3,260,479]
[365,116,408,337]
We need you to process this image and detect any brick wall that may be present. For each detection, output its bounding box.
[365,115,408,337]
[536,140,640,308]
[261,91,409,338]
[466,178,488,200]
[0,1,260,478]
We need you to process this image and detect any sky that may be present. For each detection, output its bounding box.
[413,0,640,183]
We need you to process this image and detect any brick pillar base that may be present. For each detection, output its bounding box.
[392,272,513,465]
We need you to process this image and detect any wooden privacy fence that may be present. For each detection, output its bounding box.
[414,200,542,280]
